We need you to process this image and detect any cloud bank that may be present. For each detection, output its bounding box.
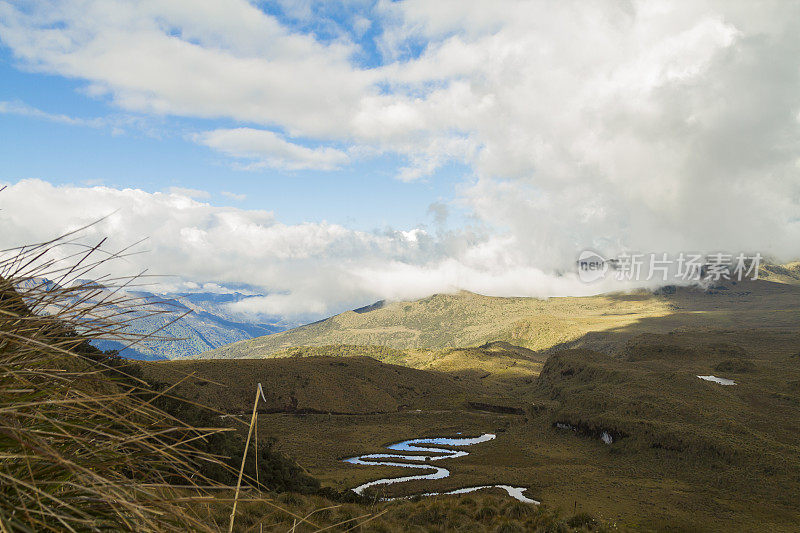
[1,1,799,315]
[0,179,630,317]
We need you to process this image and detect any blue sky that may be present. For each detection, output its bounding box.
[0,35,468,231]
[0,1,797,316]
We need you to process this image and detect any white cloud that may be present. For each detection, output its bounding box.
[353,15,372,37]
[0,179,625,318]
[194,128,349,171]
[168,186,210,199]
[221,191,247,201]
[0,98,171,139]
[0,0,370,136]
[1,1,799,309]
[227,294,329,316]
[0,100,105,127]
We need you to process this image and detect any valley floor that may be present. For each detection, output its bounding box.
[140,279,800,531]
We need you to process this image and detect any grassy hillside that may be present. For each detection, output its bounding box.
[202,290,670,358]
[201,277,800,361]
[139,356,473,414]
[17,233,795,530]
[150,321,800,530]
[760,261,800,285]
[204,491,608,532]
[136,354,623,531]
[171,273,800,530]
[2,235,616,533]
[254,341,546,385]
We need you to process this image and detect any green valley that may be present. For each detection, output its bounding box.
[135,275,800,530]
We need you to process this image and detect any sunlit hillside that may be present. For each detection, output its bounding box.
[202,275,800,362]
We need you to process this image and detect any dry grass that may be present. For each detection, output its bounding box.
[0,231,235,531]
[138,356,470,415]
[0,230,343,532]
[200,491,614,532]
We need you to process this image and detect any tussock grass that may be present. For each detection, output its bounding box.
[201,492,612,532]
[0,230,394,532]
[0,232,235,531]
[0,231,327,532]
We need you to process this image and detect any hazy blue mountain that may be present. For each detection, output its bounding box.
[18,278,295,360]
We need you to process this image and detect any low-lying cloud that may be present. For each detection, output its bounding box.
[1,1,799,317]
[1,179,638,318]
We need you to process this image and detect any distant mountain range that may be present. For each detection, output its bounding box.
[18,278,299,360]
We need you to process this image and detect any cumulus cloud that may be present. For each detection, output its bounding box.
[0,0,370,135]
[0,179,627,318]
[1,1,799,312]
[373,1,800,263]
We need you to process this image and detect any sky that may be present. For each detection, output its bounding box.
[1,0,799,319]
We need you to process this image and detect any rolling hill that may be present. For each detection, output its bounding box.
[201,276,800,362]
[147,289,800,530]
[138,356,472,414]
[201,289,675,359]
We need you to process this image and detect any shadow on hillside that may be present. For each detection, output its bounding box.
[539,279,800,359]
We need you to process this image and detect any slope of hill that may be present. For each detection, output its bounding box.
[90,287,293,360]
[202,277,800,360]
[138,356,472,414]
[202,289,671,358]
[150,316,800,530]
[135,265,800,530]
[260,341,547,386]
[760,261,800,285]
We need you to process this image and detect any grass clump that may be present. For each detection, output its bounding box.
[207,493,613,532]
[0,233,235,532]
[713,359,755,373]
[567,512,598,529]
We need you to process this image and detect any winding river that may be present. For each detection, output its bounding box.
[343,433,539,504]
